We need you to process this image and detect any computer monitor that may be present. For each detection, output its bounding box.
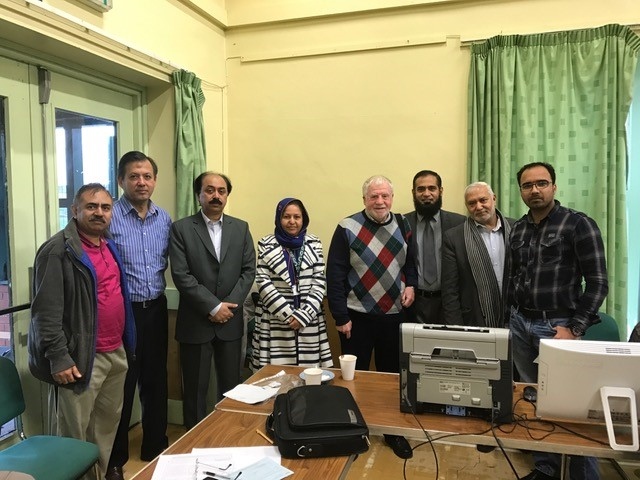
[536,339,640,451]
[399,323,513,424]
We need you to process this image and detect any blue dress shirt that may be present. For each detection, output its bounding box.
[110,196,172,302]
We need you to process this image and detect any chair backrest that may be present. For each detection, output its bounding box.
[0,356,27,425]
[583,312,621,341]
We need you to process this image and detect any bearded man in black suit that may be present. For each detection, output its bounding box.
[405,170,464,324]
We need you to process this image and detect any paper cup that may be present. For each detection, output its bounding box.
[303,367,323,385]
[339,354,357,381]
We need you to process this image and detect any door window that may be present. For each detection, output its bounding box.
[55,110,118,229]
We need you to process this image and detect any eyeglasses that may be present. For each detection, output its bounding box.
[520,180,551,192]
[195,458,241,480]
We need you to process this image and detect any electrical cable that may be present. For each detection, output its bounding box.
[606,458,631,480]
[402,392,439,480]
[399,389,629,480]
[490,408,521,479]
[508,397,630,480]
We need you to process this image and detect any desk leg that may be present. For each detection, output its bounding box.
[338,454,357,480]
[560,454,567,480]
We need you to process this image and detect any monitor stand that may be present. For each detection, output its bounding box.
[600,386,639,451]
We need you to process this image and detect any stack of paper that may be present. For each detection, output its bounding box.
[151,446,292,480]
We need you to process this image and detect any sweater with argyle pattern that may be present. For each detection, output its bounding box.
[327,210,417,326]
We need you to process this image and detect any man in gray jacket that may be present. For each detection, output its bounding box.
[28,183,136,480]
[170,172,256,430]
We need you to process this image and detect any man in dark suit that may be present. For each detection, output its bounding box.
[169,172,256,430]
[405,170,465,323]
[441,182,512,327]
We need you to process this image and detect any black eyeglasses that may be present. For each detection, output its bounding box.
[520,180,551,191]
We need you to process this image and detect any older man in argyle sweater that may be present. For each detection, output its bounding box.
[327,174,417,459]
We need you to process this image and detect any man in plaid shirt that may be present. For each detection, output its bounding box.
[506,162,608,480]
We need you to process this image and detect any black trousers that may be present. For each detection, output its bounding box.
[338,309,405,373]
[108,295,169,467]
[180,336,242,430]
[412,294,443,324]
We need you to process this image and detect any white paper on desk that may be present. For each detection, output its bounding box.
[151,452,233,480]
[191,446,281,470]
[223,383,280,404]
[234,457,294,480]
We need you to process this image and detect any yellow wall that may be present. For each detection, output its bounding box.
[5,0,636,246]
[225,0,640,247]
[2,0,638,239]
[1,0,638,430]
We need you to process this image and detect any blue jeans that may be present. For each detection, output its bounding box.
[510,307,600,480]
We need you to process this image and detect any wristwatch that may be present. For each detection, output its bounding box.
[569,324,585,337]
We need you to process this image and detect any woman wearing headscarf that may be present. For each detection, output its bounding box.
[250,198,333,370]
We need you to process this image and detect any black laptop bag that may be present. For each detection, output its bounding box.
[266,385,370,458]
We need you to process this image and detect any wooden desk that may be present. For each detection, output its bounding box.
[130,410,353,480]
[217,365,638,460]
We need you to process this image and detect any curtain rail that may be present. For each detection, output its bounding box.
[460,23,640,47]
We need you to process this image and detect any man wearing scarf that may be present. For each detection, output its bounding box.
[441,182,512,327]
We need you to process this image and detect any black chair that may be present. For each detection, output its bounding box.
[0,357,99,480]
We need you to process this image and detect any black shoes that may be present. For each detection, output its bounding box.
[140,451,160,462]
[520,470,560,480]
[476,444,496,453]
[140,441,168,461]
[384,434,413,459]
[104,466,124,480]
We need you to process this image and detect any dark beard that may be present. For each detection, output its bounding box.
[413,196,442,219]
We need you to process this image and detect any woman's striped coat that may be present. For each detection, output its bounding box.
[250,233,333,370]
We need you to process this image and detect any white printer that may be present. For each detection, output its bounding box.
[399,323,513,424]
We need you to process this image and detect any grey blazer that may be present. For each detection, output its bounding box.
[169,212,256,343]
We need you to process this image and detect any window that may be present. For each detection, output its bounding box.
[55,109,117,229]
[627,67,640,338]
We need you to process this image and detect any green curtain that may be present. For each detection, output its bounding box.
[468,24,640,331]
[173,69,207,219]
